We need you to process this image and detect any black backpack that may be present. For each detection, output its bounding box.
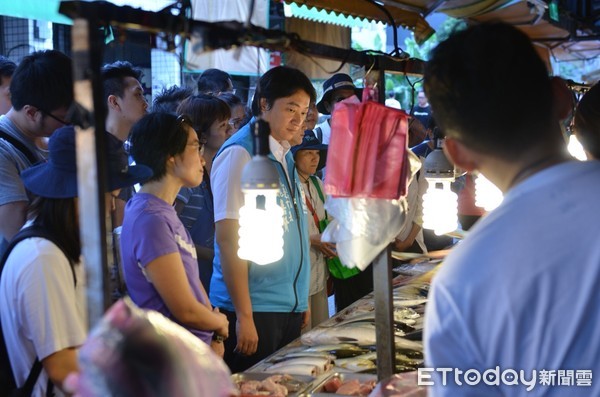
[0,226,74,397]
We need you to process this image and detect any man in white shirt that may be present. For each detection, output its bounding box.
[423,22,600,396]
[385,91,401,109]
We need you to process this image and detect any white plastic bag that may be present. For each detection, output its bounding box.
[321,152,423,270]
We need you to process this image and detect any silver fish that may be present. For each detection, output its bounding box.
[392,298,428,307]
[301,344,367,353]
[301,323,421,350]
[331,309,419,328]
[263,363,319,376]
[268,351,336,363]
[264,357,333,375]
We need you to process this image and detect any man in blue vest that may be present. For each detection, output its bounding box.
[210,66,316,372]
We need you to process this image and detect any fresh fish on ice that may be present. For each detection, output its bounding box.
[301,322,422,351]
[264,357,333,375]
[263,363,320,376]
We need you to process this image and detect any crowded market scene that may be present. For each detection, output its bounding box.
[0,0,600,396]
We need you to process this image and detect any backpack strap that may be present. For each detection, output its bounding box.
[0,130,39,165]
[1,226,72,396]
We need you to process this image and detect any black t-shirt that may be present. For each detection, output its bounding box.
[411,105,432,129]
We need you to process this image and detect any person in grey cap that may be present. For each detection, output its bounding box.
[313,73,361,144]
[0,126,151,396]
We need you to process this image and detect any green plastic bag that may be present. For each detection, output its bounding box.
[318,218,360,279]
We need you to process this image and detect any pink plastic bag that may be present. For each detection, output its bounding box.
[326,100,409,199]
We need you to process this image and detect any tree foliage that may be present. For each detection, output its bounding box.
[388,17,467,111]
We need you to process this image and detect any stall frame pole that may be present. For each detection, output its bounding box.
[71,18,110,329]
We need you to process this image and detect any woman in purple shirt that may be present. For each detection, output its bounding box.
[120,112,228,357]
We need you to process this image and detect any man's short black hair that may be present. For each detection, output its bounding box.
[197,68,232,95]
[101,61,143,104]
[424,22,553,159]
[152,85,194,114]
[0,56,16,78]
[10,50,73,112]
[250,66,316,117]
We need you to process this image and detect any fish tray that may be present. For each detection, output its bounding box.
[300,372,378,396]
[232,372,316,396]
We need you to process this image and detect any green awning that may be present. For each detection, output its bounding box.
[1,0,72,25]
[285,3,379,29]
[0,0,176,26]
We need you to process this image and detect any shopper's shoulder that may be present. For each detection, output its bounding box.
[7,237,70,274]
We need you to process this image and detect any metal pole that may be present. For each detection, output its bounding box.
[71,18,110,329]
[373,245,395,381]
[373,69,396,381]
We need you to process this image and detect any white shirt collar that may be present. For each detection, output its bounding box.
[269,135,291,164]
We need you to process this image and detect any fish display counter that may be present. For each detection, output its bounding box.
[232,254,444,396]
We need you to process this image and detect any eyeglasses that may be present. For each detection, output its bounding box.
[228,118,244,130]
[187,141,205,156]
[40,108,68,125]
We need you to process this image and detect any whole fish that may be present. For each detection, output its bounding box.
[332,310,419,328]
[264,357,333,375]
[301,323,421,351]
[263,363,319,376]
[392,298,428,307]
[268,352,336,363]
[334,351,378,372]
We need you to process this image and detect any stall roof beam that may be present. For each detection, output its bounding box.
[59,0,425,76]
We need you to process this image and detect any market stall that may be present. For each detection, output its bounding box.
[229,253,445,396]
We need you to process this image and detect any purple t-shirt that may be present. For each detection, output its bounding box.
[120,192,212,344]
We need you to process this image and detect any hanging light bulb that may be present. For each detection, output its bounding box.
[567,134,587,161]
[421,139,459,235]
[237,119,284,265]
[475,173,503,211]
[422,179,458,235]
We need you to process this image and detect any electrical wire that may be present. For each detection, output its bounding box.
[360,0,408,58]
[404,74,423,115]
[247,0,256,28]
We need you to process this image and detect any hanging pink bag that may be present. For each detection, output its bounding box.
[325,99,409,199]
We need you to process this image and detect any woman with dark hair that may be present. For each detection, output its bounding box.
[120,112,229,358]
[218,92,250,133]
[0,126,151,395]
[174,95,231,293]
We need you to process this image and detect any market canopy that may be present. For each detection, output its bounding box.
[285,0,600,63]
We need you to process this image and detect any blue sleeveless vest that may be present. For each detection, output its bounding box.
[209,122,310,312]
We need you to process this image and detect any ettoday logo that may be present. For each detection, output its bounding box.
[418,367,593,391]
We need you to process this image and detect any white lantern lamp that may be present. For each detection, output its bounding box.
[475,173,503,211]
[422,140,459,236]
[567,133,587,161]
[237,119,284,265]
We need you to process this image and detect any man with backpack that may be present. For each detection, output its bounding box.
[0,50,73,258]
